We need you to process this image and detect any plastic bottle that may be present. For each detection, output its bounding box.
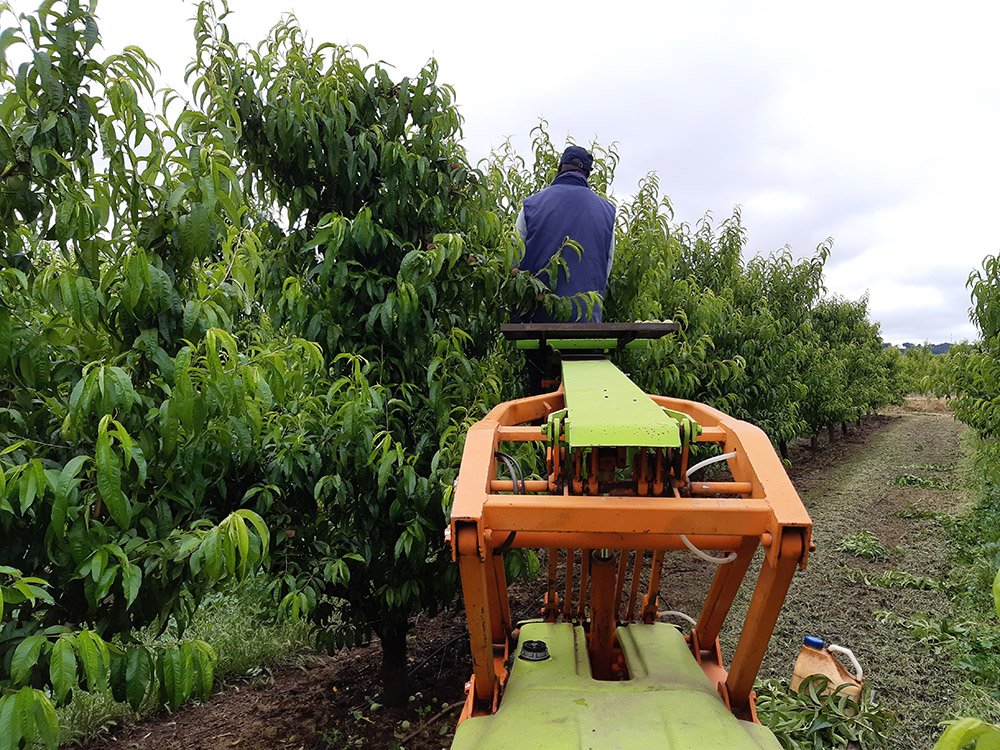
[790,636,863,704]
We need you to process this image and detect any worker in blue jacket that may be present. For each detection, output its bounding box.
[516,145,616,323]
[515,146,616,393]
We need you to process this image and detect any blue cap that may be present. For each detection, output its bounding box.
[803,636,824,649]
[559,146,594,176]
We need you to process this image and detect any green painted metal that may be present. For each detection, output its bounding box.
[451,622,782,750]
[662,407,703,444]
[516,337,619,351]
[513,337,654,352]
[560,359,681,448]
[547,338,618,351]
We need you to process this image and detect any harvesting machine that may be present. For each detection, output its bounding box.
[447,323,812,749]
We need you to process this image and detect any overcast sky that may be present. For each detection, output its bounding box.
[12,0,999,343]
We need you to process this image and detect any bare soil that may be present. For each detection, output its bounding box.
[82,403,969,750]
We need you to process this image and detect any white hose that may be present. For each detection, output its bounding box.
[681,451,739,564]
[686,450,738,479]
[679,534,737,564]
[827,644,864,681]
[657,610,697,627]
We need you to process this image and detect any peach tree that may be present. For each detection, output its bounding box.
[0,1,322,742]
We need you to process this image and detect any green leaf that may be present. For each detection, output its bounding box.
[18,460,46,514]
[96,418,130,528]
[49,635,77,704]
[189,641,216,700]
[11,634,46,685]
[121,562,141,608]
[77,630,110,691]
[110,649,127,704]
[0,693,17,750]
[232,514,250,578]
[177,642,196,701]
[157,646,186,710]
[125,647,153,711]
[172,366,195,429]
[234,509,270,559]
[180,204,212,258]
[0,310,11,364]
[51,455,87,538]
[28,689,58,750]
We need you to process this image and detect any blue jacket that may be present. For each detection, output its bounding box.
[520,171,616,322]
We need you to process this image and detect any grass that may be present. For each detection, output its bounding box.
[58,576,317,745]
[182,580,317,683]
[836,530,893,562]
[880,437,1000,728]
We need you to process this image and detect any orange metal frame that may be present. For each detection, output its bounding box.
[449,388,813,723]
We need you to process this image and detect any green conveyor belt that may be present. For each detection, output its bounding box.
[561,359,681,449]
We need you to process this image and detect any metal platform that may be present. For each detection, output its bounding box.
[561,360,681,449]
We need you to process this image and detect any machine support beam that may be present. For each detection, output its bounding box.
[456,523,497,706]
[695,536,760,648]
[726,530,805,715]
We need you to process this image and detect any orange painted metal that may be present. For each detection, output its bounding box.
[696,425,727,442]
[543,548,559,621]
[626,550,643,621]
[640,549,665,623]
[490,479,550,493]
[485,531,744,552]
[486,550,511,641]
[482,495,773,537]
[496,425,545,442]
[455,524,497,707]
[588,550,618,679]
[695,536,760,648]
[613,549,629,620]
[726,530,805,716]
[563,549,575,620]
[450,386,812,722]
[688,481,753,496]
[577,549,591,621]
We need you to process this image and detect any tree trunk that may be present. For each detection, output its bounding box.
[810,434,818,451]
[841,422,849,436]
[827,425,836,444]
[378,621,410,706]
[779,440,789,461]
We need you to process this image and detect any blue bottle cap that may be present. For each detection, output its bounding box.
[803,635,824,649]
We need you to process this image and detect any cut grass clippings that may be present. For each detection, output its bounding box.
[894,473,956,490]
[837,531,893,562]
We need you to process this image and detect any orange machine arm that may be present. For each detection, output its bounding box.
[449,389,811,720]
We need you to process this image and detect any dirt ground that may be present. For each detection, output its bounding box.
[83,403,969,750]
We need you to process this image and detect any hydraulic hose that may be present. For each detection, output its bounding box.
[681,450,739,564]
[657,610,697,627]
[678,533,738,564]
[686,450,738,479]
[494,451,525,494]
